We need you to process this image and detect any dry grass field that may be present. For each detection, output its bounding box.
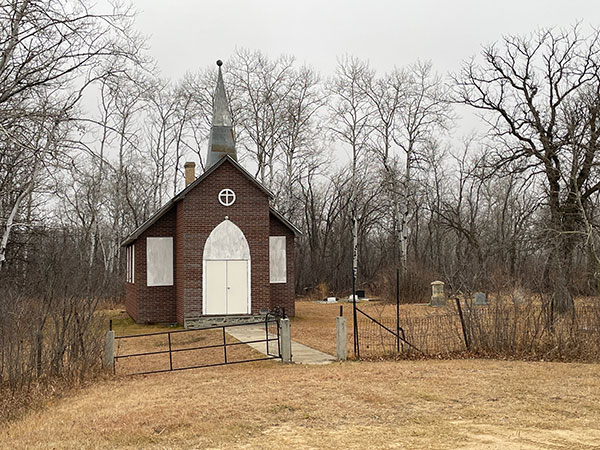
[106,299,405,368]
[3,302,600,449]
[107,310,270,375]
[2,359,600,449]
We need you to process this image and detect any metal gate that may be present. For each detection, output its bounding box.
[351,269,421,358]
[113,313,282,376]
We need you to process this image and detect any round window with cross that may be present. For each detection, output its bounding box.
[218,188,236,206]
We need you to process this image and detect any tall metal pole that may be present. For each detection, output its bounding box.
[352,216,359,358]
[351,140,359,358]
[396,267,400,353]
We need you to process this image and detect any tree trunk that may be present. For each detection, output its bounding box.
[551,233,575,314]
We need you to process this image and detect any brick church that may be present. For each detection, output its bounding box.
[122,61,299,327]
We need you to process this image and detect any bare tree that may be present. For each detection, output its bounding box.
[454,25,600,313]
[328,55,374,295]
[275,65,327,215]
[361,67,406,266]
[0,0,142,273]
[394,61,453,273]
[228,48,296,187]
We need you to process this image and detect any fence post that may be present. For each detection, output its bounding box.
[103,329,115,370]
[280,318,292,363]
[336,316,347,361]
[455,297,470,350]
[396,268,400,353]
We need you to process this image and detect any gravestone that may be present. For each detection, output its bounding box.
[474,292,487,305]
[430,281,446,306]
[513,288,525,304]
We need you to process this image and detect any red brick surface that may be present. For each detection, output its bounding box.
[124,158,296,324]
[178,159,272,317]
[175,202,185,324]
[269,213,296,317]
[126,207,177,323]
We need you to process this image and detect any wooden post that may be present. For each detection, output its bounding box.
[396,268,400,353]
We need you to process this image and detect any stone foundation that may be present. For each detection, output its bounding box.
[184,314,267,329]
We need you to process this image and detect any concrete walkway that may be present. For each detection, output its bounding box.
[226,324,336,365]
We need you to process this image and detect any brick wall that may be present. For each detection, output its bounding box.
[269,213,296,317]
[126,207,177,323]
[124,280,137,321]
[178,159,271,318]
[175,202,185,324]
[125,158,297,324]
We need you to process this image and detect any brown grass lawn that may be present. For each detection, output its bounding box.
[2,359,600,449]
[3,302,598,449]
[107,299,460,365]
[106,310,269,375]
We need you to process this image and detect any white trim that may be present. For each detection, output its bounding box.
[132,244,135,283]
[126,244,135,283]
[218,188,236,206]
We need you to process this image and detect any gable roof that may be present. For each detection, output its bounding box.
[270,206,302,237]
[121,155,301,246]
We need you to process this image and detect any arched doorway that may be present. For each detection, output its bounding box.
[203,219,251,314]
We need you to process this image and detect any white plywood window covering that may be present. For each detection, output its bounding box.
[146,237,173,286]
[269,236,286,283]
[126,244,135,283]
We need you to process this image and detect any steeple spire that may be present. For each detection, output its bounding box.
[206,59,236,169]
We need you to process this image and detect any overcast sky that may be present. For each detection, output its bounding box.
[132,0,600,79]
[121,0,600,165]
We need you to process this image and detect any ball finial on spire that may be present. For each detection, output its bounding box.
[216,59,223,67]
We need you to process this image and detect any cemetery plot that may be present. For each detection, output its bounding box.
[292,297,600,361]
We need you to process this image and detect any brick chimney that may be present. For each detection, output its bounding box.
[184,162,195,186]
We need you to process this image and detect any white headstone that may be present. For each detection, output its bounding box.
[513,288,525,304]
[430,281,446,306]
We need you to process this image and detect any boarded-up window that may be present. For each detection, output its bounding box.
[146,237,173,286]
[269,236,286,283]
[126,244,135,283]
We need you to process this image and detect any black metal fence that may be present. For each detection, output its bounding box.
[352,307,462,357]
[114,317,281,375]
[353,307,422,357]
[352,301,600,360]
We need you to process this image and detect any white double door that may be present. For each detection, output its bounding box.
[205,260,249,314]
